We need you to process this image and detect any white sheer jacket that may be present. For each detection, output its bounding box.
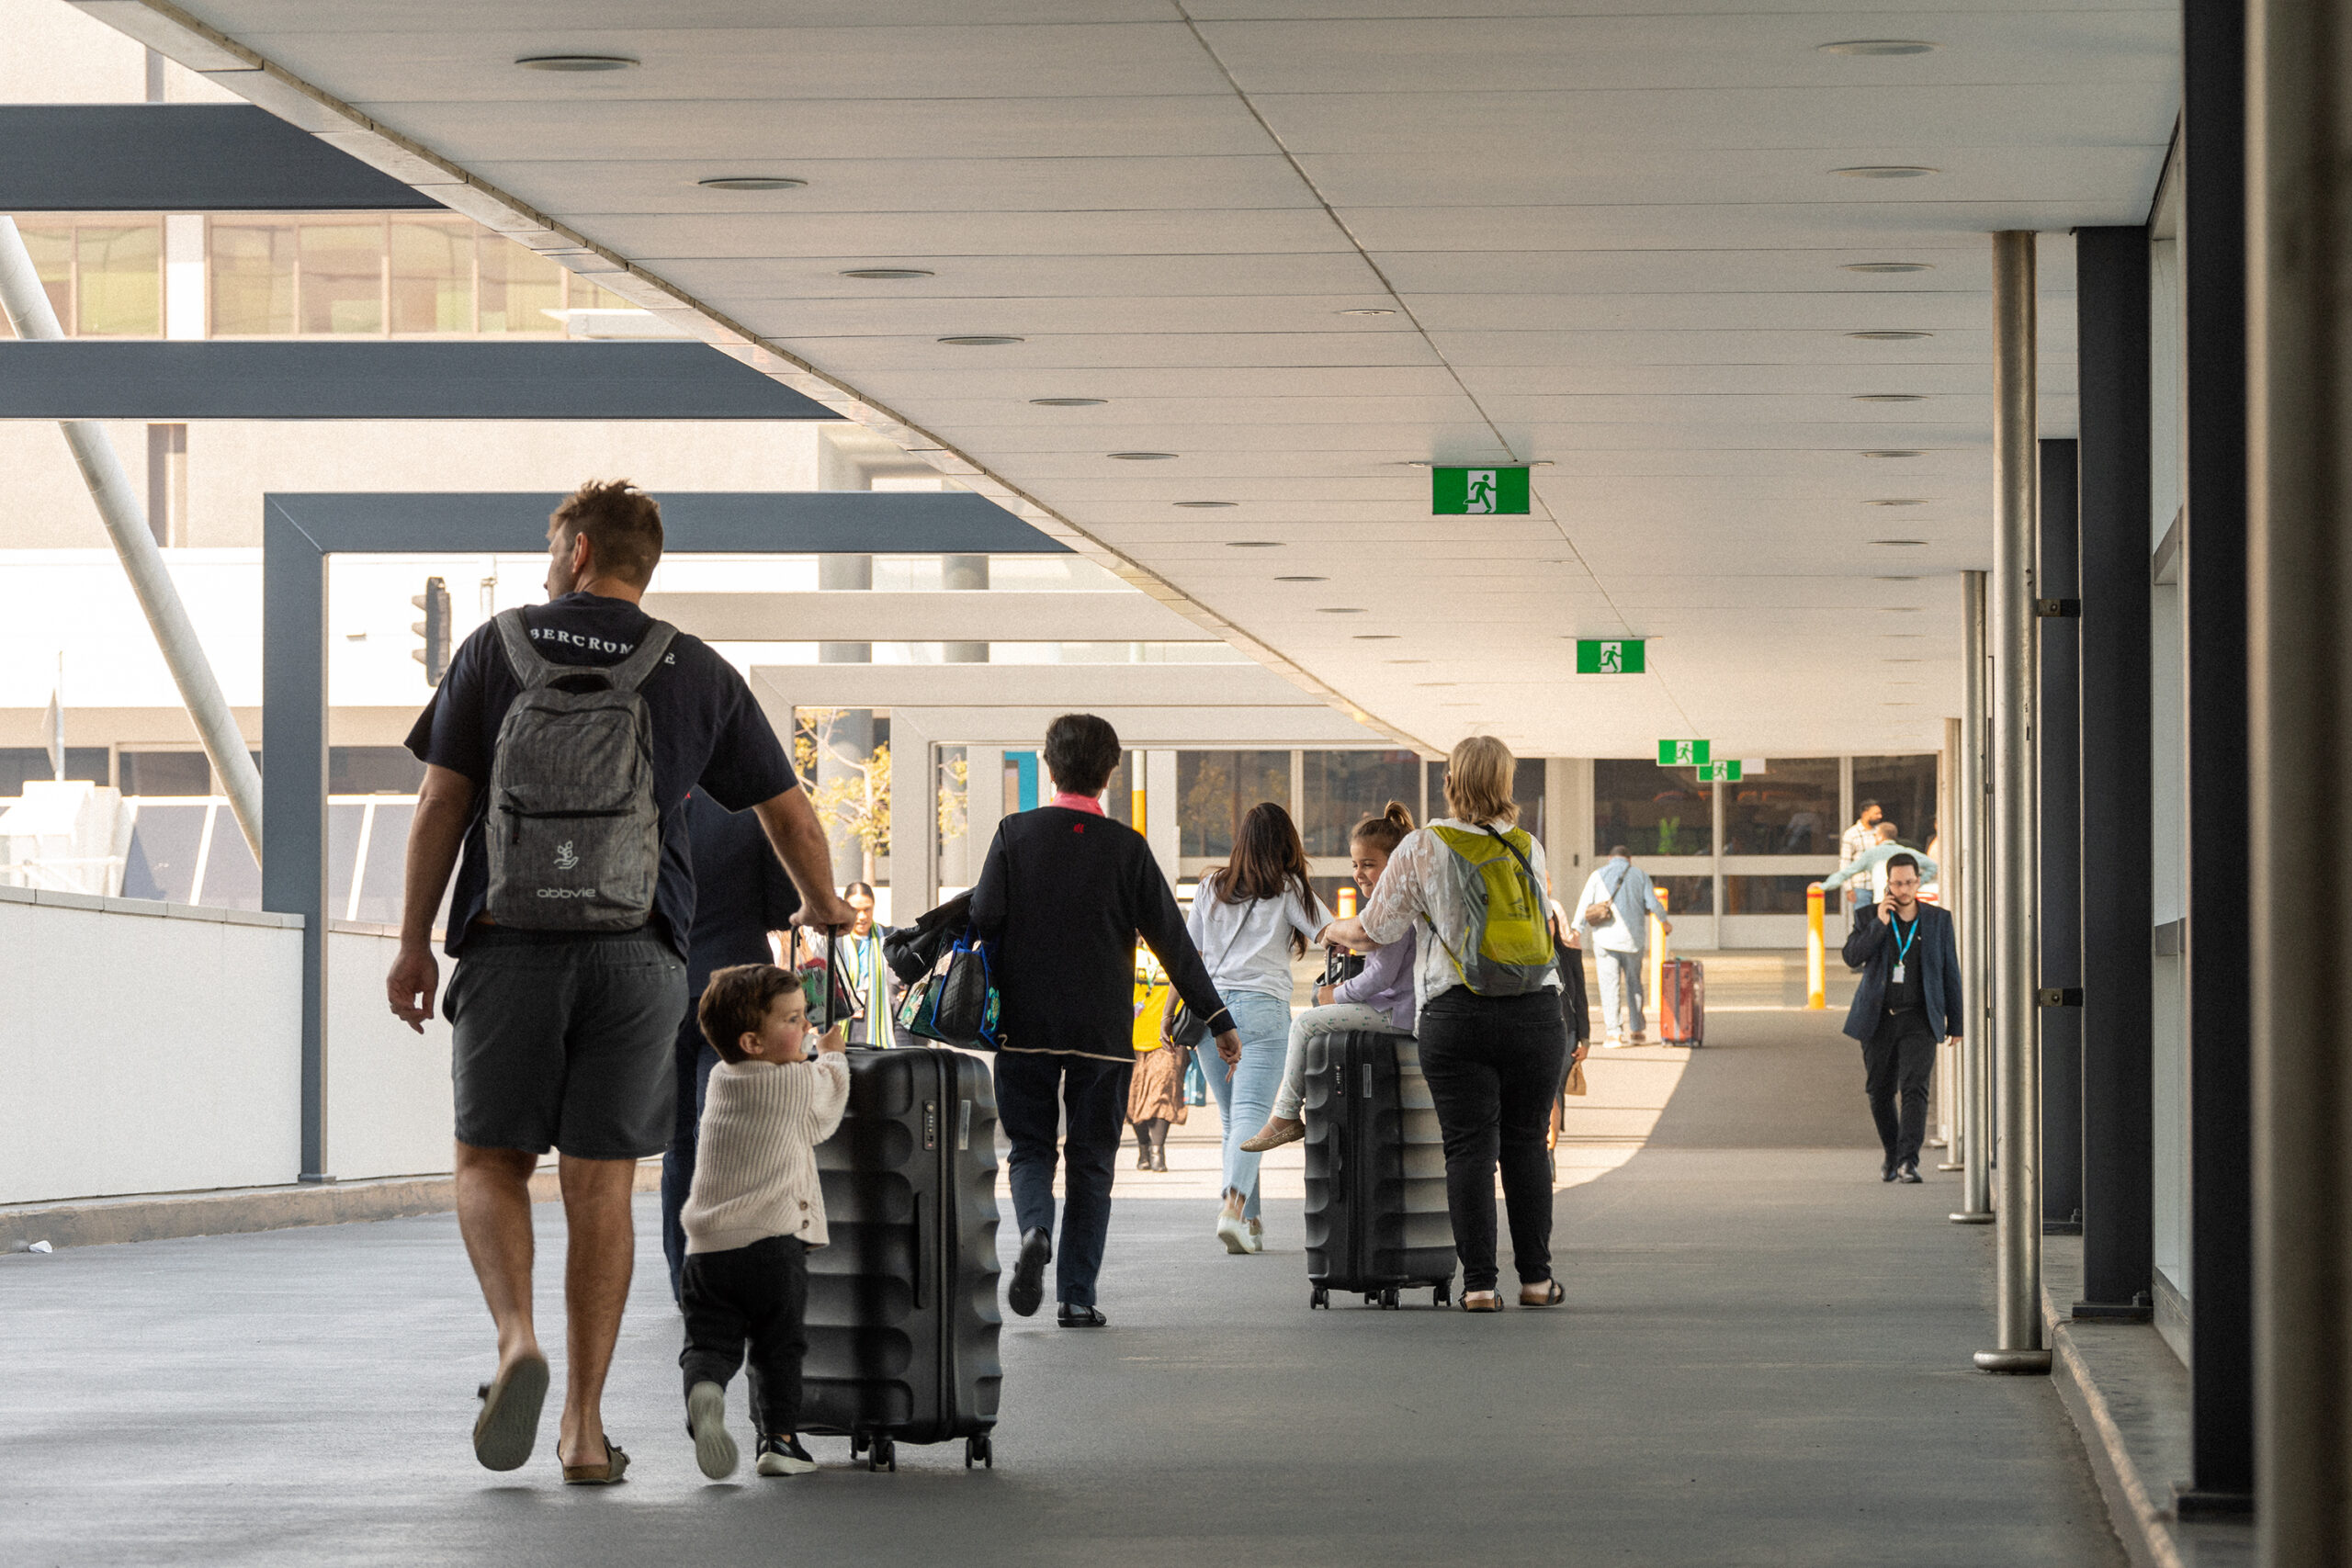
[1358,817,1561,1010]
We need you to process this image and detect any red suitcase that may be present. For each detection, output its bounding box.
[1658,958,1704,1046]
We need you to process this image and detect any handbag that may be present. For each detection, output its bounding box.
[1564,1060,1589,1098]
[1582,862,1634,929]
[1168,878,1252,1048]
[896,931,1001,1050]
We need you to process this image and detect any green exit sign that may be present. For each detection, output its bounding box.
[1431,467,1532,515]
[1657,739,1712,766]
[1575,638,1645,674]
[1696,761,1743,783]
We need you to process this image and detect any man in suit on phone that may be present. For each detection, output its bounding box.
[1839,852,1964,1184]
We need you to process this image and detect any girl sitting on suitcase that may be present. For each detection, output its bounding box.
[1238,801,1419,1155]
[676,964,848,1480]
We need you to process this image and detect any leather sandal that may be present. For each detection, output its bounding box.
[561,1438,630,1485]
[1520,1279,1566,1307]
[471,1351,548,1472]
[1459,1290,1503,1313]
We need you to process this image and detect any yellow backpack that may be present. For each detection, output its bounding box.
[1428,824,1556,996]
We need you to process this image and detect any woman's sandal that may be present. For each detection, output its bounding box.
[471,1351,549,1472]
[1459,1290,1504,1313]
[560,1438,631,1485]
[1520,1279,1566,1307]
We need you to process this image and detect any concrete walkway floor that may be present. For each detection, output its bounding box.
[2,1004,2120,1567]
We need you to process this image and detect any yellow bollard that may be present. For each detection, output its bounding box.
[1646,886,1668,1008]
[1805,883,1827,1009]
[1132,784,1147,832]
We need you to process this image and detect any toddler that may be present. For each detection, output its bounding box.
[679,963,849,1480]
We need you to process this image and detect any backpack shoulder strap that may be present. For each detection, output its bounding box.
[606,619,679,694]
[492,607,560,689]
[1481,824,1541,886]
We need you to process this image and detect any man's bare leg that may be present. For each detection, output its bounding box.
[454,1141,541,1371]
[556,1153,639,1469]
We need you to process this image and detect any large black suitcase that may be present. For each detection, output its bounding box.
[802,1044,1003,1470]
[1302,1032,1456,1310]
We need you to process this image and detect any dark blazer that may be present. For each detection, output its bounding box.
[1840,900,1964,1043]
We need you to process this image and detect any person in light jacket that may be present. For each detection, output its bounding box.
[1569,846,1670,1046]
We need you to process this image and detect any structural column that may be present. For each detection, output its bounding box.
[1975,230,2050,1374]
[2177,0,2256,1512]
[1952,570,1994,1224]
[2247,0,2349,1556]
[2072,224,2154,1320]
[2038,438,2084,1233]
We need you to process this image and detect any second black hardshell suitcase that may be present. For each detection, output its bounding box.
[1302,1031,1456,1310]
[802,1044,1003,1470]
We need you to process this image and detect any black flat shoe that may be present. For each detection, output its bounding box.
[1896,1161,1923,1184]
[1056,1303,1107,1327]
[1881,1162,1898,1183]
[1007,1228,1051,1318]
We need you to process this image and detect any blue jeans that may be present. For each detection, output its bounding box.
[1597,947,1646,1038]
[1205,990,1292,1221]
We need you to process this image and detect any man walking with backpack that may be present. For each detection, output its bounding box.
[1570,845,1671,1046]
[387,479,853,1484]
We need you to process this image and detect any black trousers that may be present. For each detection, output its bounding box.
[1861,1011,1938,1168]
[995,1051,1130,1309]
[1417,987,1569,1292]
[679,1235,808,1437]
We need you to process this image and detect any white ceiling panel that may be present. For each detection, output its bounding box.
[118,0,2174,757]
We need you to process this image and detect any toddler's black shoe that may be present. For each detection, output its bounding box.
[756,1434,818,1477]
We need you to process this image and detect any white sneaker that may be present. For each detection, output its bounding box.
[1245,1217,1264,1254]
[685,1381,738,1481]
[1600,1035,1630,1050]
[1216,1212,1250,1254]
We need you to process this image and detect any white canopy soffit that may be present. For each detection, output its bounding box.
[85,1,2177,759]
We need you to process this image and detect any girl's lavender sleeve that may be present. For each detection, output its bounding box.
[1334,933,1415,1027]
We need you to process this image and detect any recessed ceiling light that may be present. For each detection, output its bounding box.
[1861,449,1926,458]
[1108,451,1177,461]
[1849,330,1933,341]
[1416,682,1459,688]
[1879,606,1924,614]
[840,267,934,279]
[1852,393,1928,402]
[1834,165,1939,179]
[1275,575,1327,582]
[1317,606,1368,615]
[1031,397,1106,407]
[1354,634,1401,640]
[938,335,1023,345]
[697,175,805,191]
[1385,658,1429,663]
[1866,499,1929,507]
[1338,308,1397,317]
[1873,575,1922,581]
[1870,538,1930,547]
[1884,658,1927,663]
[1227,540,1283,548]
[1174,500,1235,508]
[515,53,639,71]
[1845,261,1937,274]
[1820,39,1939,55]
[1883,701,1922,706]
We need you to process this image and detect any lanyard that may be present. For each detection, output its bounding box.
[1892,917,1918,964]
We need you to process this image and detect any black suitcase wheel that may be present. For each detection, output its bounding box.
[966,1434,992,1470]
[1433,1281,1450,1308]
[1381,1288,1400,1310]
[850,1433,866,1459]
[1363,1292,1379,1307]
[870,1435,897,1472]
[1310,1287,1329,1310]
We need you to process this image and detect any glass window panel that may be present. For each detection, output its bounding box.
[119,803,209,903]
[329,746,426,794]
[1852,754,1939,853]
[13,224,72,334]
[119,751,210,796]
[1302,750,1419,856]
[328,802,367,919]
[209,221,296,335]
[1724,758,1840,855]
[1593,760,1713,856]
[1426,756,1545,840]
[1652,874,1716,916]
[199,807,261,909]
[1724,874,1821,915]
[390,219,472,333]
[354,802,416,925]
[299,220,382,334]
[75,223,160,335]
[1177,750,1290,859]
[479,235,562,333]
[0,747,108,794]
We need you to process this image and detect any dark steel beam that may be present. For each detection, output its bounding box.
[2038,437,2083,1235]
[0,105,443,211]
[0,342,836,421]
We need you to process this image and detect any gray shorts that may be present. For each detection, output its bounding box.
[446,928,688,1161]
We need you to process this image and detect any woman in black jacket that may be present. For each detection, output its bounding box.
[969,713,1236,1326]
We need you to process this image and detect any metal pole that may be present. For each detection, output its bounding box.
[2248,0,2349,1553]
[1953,570,1995,1224]
[1937,716,1965,1169]
[1975,230,2050,1374]
[0,218,263,864]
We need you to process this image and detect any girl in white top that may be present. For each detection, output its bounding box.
[1180,801,1332,1254]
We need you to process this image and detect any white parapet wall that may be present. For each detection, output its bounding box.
[0,885,302,1204]
[323,921,456,1182]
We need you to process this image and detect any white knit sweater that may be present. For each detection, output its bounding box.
[682,1052,851,1256]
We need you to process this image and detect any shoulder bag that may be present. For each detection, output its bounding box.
[1582,861,1633,929]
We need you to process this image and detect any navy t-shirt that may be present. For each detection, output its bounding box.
[682,787,800,996]
[405,592,797,960]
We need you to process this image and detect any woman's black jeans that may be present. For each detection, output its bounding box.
[1417,987,1569,1293]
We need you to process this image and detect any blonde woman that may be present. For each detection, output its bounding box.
[1323,737,1570,1313]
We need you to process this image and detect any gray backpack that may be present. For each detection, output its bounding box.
[482,608,677,931]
